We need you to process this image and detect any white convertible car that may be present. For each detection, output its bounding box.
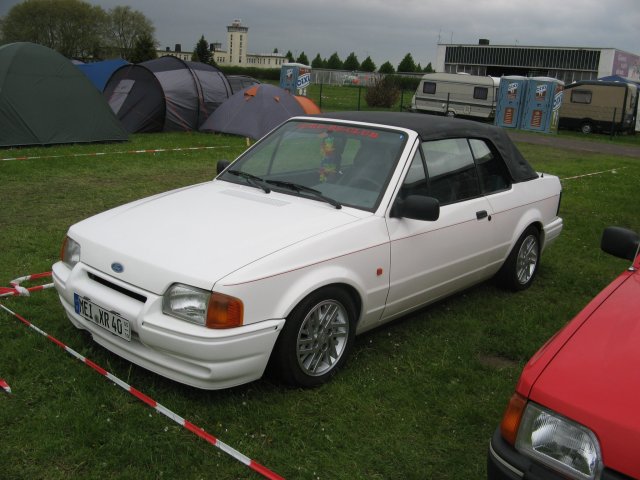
[53,112,563,390]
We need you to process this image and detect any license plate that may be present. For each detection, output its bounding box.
[74,293,131,341]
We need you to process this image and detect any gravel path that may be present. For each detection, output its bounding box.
[507,131,640,159]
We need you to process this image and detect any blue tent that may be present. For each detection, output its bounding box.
[598,75,640,86]
[76,58,129,91]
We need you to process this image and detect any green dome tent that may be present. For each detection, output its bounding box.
[0,42,128,147]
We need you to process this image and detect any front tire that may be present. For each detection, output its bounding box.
[498,226,540,291]
[271,287,356,387]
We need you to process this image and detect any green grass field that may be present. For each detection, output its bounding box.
[1,130,638,479]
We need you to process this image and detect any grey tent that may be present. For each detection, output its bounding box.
[0,42,128,147]
[200,84,320,139]
[103,56,232,133]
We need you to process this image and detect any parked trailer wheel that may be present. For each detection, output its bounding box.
[580,121,594,134]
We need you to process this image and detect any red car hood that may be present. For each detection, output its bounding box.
[518,264,640,478]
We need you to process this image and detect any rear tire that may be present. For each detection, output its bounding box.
[271,286,356,388]
[498,226,540,291]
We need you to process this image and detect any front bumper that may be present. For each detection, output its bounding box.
[52,261,285,390]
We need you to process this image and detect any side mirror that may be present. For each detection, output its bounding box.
[601,226,640,261]
[390,195,440,221]
[216,160,231,175]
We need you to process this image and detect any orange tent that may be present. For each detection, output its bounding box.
[294,95,321,114]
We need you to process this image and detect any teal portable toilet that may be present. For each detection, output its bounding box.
[520,77,564,133]
[495,76,528,129]
[279,63,311,96]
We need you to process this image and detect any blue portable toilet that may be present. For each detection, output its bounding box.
[520,77,564,133]
[279,63,311,95]
[495,76,528,129]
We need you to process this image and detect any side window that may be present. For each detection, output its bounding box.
[398,149,429,200]
[422,82,436,94]
[473,87,488,100]
[423,138,480,204]
[570,89,592,104]
[469,139,511,194]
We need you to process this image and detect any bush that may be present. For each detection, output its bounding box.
[365,76,401,108]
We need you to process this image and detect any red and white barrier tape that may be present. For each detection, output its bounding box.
[561,167,623,181]
[0,377,11,394]
[0,272,54,298]
[1,145,231,162]
[0,301,284,479]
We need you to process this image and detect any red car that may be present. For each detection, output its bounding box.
[488,226,640,480]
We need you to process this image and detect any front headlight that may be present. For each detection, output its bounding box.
[61,236,81,269]
[515,402,603,480]
[162,283,243,329]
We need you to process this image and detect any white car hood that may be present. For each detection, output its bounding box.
[69,181,362,294]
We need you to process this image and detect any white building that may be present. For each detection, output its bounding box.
[158,19,287,69]
[435,41,640,83]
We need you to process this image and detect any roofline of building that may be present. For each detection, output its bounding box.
[437,43,624,52]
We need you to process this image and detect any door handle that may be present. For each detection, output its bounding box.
[476,210,488,220]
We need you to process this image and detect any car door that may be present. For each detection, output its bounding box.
[382,138,501,322]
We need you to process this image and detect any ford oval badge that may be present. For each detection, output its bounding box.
[111,262,124,273]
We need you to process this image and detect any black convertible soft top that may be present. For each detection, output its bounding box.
[310,111,538,183]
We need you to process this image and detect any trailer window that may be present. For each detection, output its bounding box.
[570,89,592,104]
[422,82,436,94]
[473,87,488,100]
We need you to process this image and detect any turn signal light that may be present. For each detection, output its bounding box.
[500,392,527,446]
[206,293,244,329]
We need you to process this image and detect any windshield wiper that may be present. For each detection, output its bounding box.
[226,169,271,193]
[267,180,342,209]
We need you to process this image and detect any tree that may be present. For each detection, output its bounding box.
[343,52,360,71]
[129,32,157,63]
[296,51,309,65]
[285,50,294,62]
[105,5,155,60]
[326,52,343,70]
[397,53,417,73]
[378,61,395,74]
[311,53,325,68]
[360,56,376,73]
[424,62,435,73]
[1,0,106,60]
[192,35,211,64]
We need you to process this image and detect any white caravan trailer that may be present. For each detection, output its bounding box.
[411,73,500,120]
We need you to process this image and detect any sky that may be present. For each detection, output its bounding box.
[1,0,638,68]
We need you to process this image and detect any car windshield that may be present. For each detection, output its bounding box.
[218,119,408,211]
